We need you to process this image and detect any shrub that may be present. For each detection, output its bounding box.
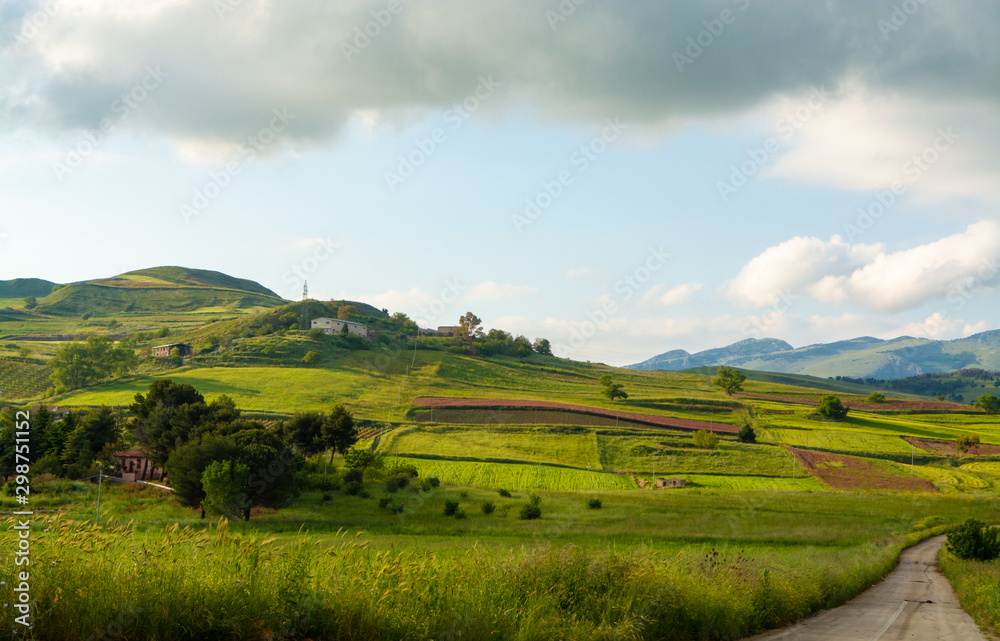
[481,501,496,515]
[419,479,434,492]
[321,493,332,502]
[947,518,1000,560]
[378,495,393,509]
[528,494,541,507]
[957,434,981,451]
[443,501,459,516]
[390,503,404,514]
[498,488,512,498]
[307,328,326,340]
[426,477,440,488]
[454,509,467,520]
[459,490,469,499]
[868,392,886,403]
[343,468,364,484]
[342,481,364,496]
[519,504,542,520]
[817,395,849,421]
[303,351,322,364]
[693,430,718,449]
[737,424,756,444]
[385,477,400,493]
[387,463,419,478]
[588,498,602,509]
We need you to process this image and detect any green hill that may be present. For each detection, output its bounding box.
[0,278,56,298]
[35,266,286,316]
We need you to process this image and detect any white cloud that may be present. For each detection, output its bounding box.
[727,221,1000,312]
[880,313,990,342]
[565,267,596,279]
[641,281,703,306]
[726,235,882,307]
[466,281,537,301]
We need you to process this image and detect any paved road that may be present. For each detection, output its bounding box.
[745,535,986,641]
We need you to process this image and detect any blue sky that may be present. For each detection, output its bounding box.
[1,0,997,365]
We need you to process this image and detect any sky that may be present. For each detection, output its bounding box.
[0,0,997,366]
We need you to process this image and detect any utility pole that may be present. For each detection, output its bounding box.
[95,465,104,525]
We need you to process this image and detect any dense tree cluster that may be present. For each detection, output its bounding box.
[49,335,138,391]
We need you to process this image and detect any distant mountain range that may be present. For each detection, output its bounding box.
[628,331,1000,379]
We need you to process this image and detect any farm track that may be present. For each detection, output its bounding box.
[412,397,740,433]
[745,535,985,641]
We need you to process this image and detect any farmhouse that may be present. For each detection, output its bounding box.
[655,477,686,489]
[152,342,193,358]
[113,449,164,482]
[311,317,368,338]
[29,404,68,418]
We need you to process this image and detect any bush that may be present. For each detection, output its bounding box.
[343,481,364,496]
[378,495,393,509]
[426,477,440,488]
[343,468,364,484]
[588,498,602,509]
[303,351,322,364]
[454,509,467,520]
[957,434,981,451]
[528,494,541,507]
[307,328,326,340]
[737,424,756,444]
[817,395,849,421]
[387,463,419,478]
[390,503,404,514]
[419,479,434,492]
[481,501,496,515]
[459,490,469,499]
[947,518,1000,560]
[498,488,512,498]
[321,493,332,502]
[519,504,542,520]
[443,500,459,516]
[693,430,718,449]
[868,392,886,403]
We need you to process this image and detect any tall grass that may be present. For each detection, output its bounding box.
[939,549,1000,635]
[0,514,949,641]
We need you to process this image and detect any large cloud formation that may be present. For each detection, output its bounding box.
[726,221,1000,312]
[1,0,996,150]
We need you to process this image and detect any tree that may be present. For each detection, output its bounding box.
[343,448,383,471]
[201,459,250,518]
[337,305,358,321]
[600,374,628,401]
[868,392,886,403]
[713,367,746,395]
[303,351,322,364]
[231,429,300,520]
[532,338,552,356]
[166,433,240,518]
[817,395,849,421]
[693,430,718,449]
[23,296,37,310]
[322,404,358,459]
[974,395,1000,415]
[737,424,757,444]
[957,434,981,451]
[947,518,1000,561]
[282,411,327,456]
[458,312,483,342]
[49,335,138,390]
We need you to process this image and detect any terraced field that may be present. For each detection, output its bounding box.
[905,464,993,493]
[761,428,914,454]
[383,426,602,470]
[597,435,797,477]
[399,458,636,491]
[633,473,827,491]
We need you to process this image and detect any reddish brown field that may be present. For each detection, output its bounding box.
[789,447,936,492]
[739,394,971,412]
[904,437,1000,457]
[411,397,740,433]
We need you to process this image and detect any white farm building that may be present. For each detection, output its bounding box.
[311,317,368,338]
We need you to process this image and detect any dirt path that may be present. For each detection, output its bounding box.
[745,535,985,641]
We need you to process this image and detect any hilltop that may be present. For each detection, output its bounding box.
[629,332,1000,379]
[28,266,287,316]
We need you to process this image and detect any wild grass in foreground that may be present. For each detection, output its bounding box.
[0,514,955,641]
[939,550,1000,637]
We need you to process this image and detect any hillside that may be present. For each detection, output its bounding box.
[630,331,1000,379]
[0,277,56,298]
[34,266,286,315]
